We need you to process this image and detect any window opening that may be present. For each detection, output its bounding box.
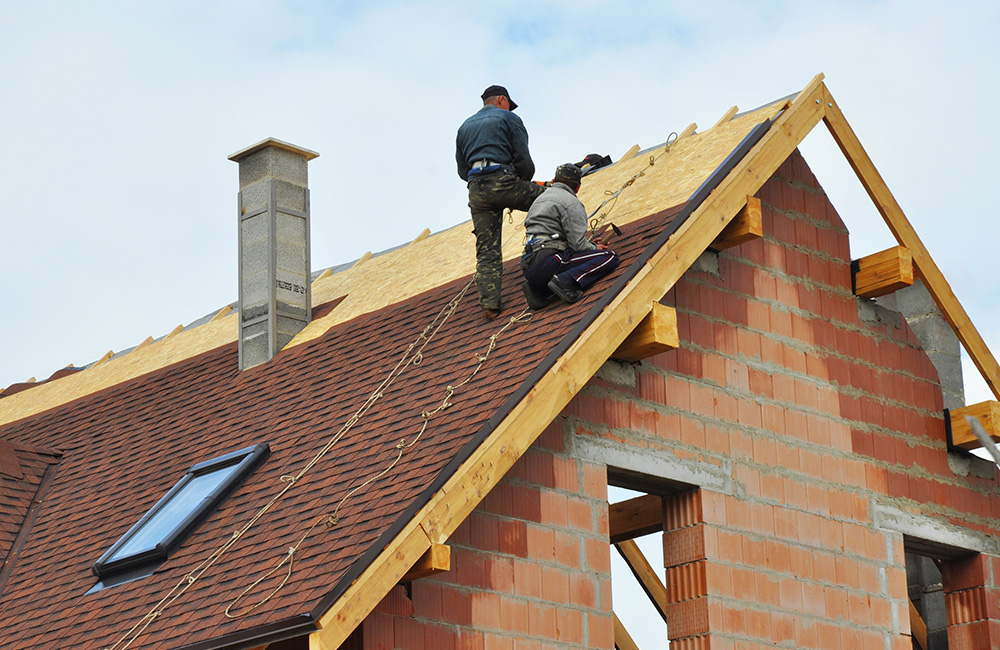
[91,443,270,586]
[609,485,669,650]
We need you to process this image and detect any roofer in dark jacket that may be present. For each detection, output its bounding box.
[520,164,620,310]
[456,85,545,319]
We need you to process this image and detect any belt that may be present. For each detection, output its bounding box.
[526,233,561,241]
[471,159,503,170]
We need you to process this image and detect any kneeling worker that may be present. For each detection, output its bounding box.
[520,164,620,309]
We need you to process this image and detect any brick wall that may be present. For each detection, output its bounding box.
[358,150,1000,648]
[561,150,1000,647]
[360,422,613,650]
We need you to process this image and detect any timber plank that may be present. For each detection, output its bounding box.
[949,400,1000,449]
[613,613,642,650]
[609,494,664,542]
[399,543,450,582]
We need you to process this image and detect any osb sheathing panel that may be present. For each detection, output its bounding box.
[0,100,787,426]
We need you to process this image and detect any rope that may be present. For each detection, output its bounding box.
[588,132,679,234]
[103,237,536,647]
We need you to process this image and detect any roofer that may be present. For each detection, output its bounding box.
[456,85,545,320]
[520,163,620,309]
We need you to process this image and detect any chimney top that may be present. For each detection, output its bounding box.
[228,137,319,163]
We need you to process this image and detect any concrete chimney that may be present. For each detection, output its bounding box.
[229,138,319,370]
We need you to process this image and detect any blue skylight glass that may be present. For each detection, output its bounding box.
[92,443,269,583]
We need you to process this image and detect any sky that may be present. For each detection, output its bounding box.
[0,1,998,644]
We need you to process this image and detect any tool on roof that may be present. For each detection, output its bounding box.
[575,153,613,176]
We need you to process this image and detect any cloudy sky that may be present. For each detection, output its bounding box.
[1,1,998,645]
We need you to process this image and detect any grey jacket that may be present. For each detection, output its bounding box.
[455,105,535,181]
[523,183,595,252]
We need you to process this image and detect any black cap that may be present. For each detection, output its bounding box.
[481,85,518,111]
[554,163,583,186]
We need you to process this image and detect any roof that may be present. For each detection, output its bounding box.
[1,74,998,650]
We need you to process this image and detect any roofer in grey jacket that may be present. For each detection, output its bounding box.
[520,164,619,309]
[456,85,545,319]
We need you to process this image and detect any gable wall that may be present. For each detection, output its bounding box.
[355,150,1000,649]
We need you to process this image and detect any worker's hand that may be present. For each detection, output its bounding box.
[596,242,610,250]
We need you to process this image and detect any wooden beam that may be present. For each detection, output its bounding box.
[710,195,762,251]
[612,304,678,363]
[714,105,739,128]
[822,90,1000,400]
[399,543,450,582]
[351,251,373,269]
[310,75,831,650]
[909,598,928,649]
[314,268,333,283]
[620,144,641,161]
[852,245,914,298]
[949,401,1000,449]
[609,494,664,543]
[613,613,642,650]
[411,228,431,244]
[614,540,667,620]
[678,123,698,141]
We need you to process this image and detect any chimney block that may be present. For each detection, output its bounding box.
[229,138,319,370]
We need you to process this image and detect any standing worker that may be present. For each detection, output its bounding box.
[520,164,620,309]
[456,85,545,319]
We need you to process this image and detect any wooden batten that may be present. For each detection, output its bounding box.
[710,195,762,251]
[949,400,1000,449]
[609,494,664,543]
[852,246,914,298]
[399,543,450,583]
[678,122,698,141]
[612,303,679,363]
[714,105,739,127]
[620,144,641,160]
[909,598,928,649]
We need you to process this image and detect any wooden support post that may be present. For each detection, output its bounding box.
[399,543,450,582]
[852,245,913,298]
[613,613,642,650]
[612,304,678,363]
[609,494,664,543]
[948,400,1000,449]
[909,598,928,649]
[710,196,762,251]
[614,540,668,620]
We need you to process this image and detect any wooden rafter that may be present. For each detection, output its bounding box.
[949,401,1000,449]
[614,539,668,620]
[821,91,1000,400]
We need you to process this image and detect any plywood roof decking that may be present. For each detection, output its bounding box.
[0,98,789,427]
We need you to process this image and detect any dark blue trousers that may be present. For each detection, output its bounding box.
[522,247,620,291]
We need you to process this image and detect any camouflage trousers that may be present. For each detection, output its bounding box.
[468,172,544,311]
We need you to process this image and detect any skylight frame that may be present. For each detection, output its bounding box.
[91,443,270,581]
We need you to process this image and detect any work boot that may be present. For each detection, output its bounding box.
[521,282,555,311]
[547,275,582,303]
[482,307,502,321]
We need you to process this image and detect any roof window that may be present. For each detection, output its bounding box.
[91,443,270,585]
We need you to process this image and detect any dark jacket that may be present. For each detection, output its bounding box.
[455,105,535,181]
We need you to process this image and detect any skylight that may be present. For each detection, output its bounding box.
[91,443,270,584]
